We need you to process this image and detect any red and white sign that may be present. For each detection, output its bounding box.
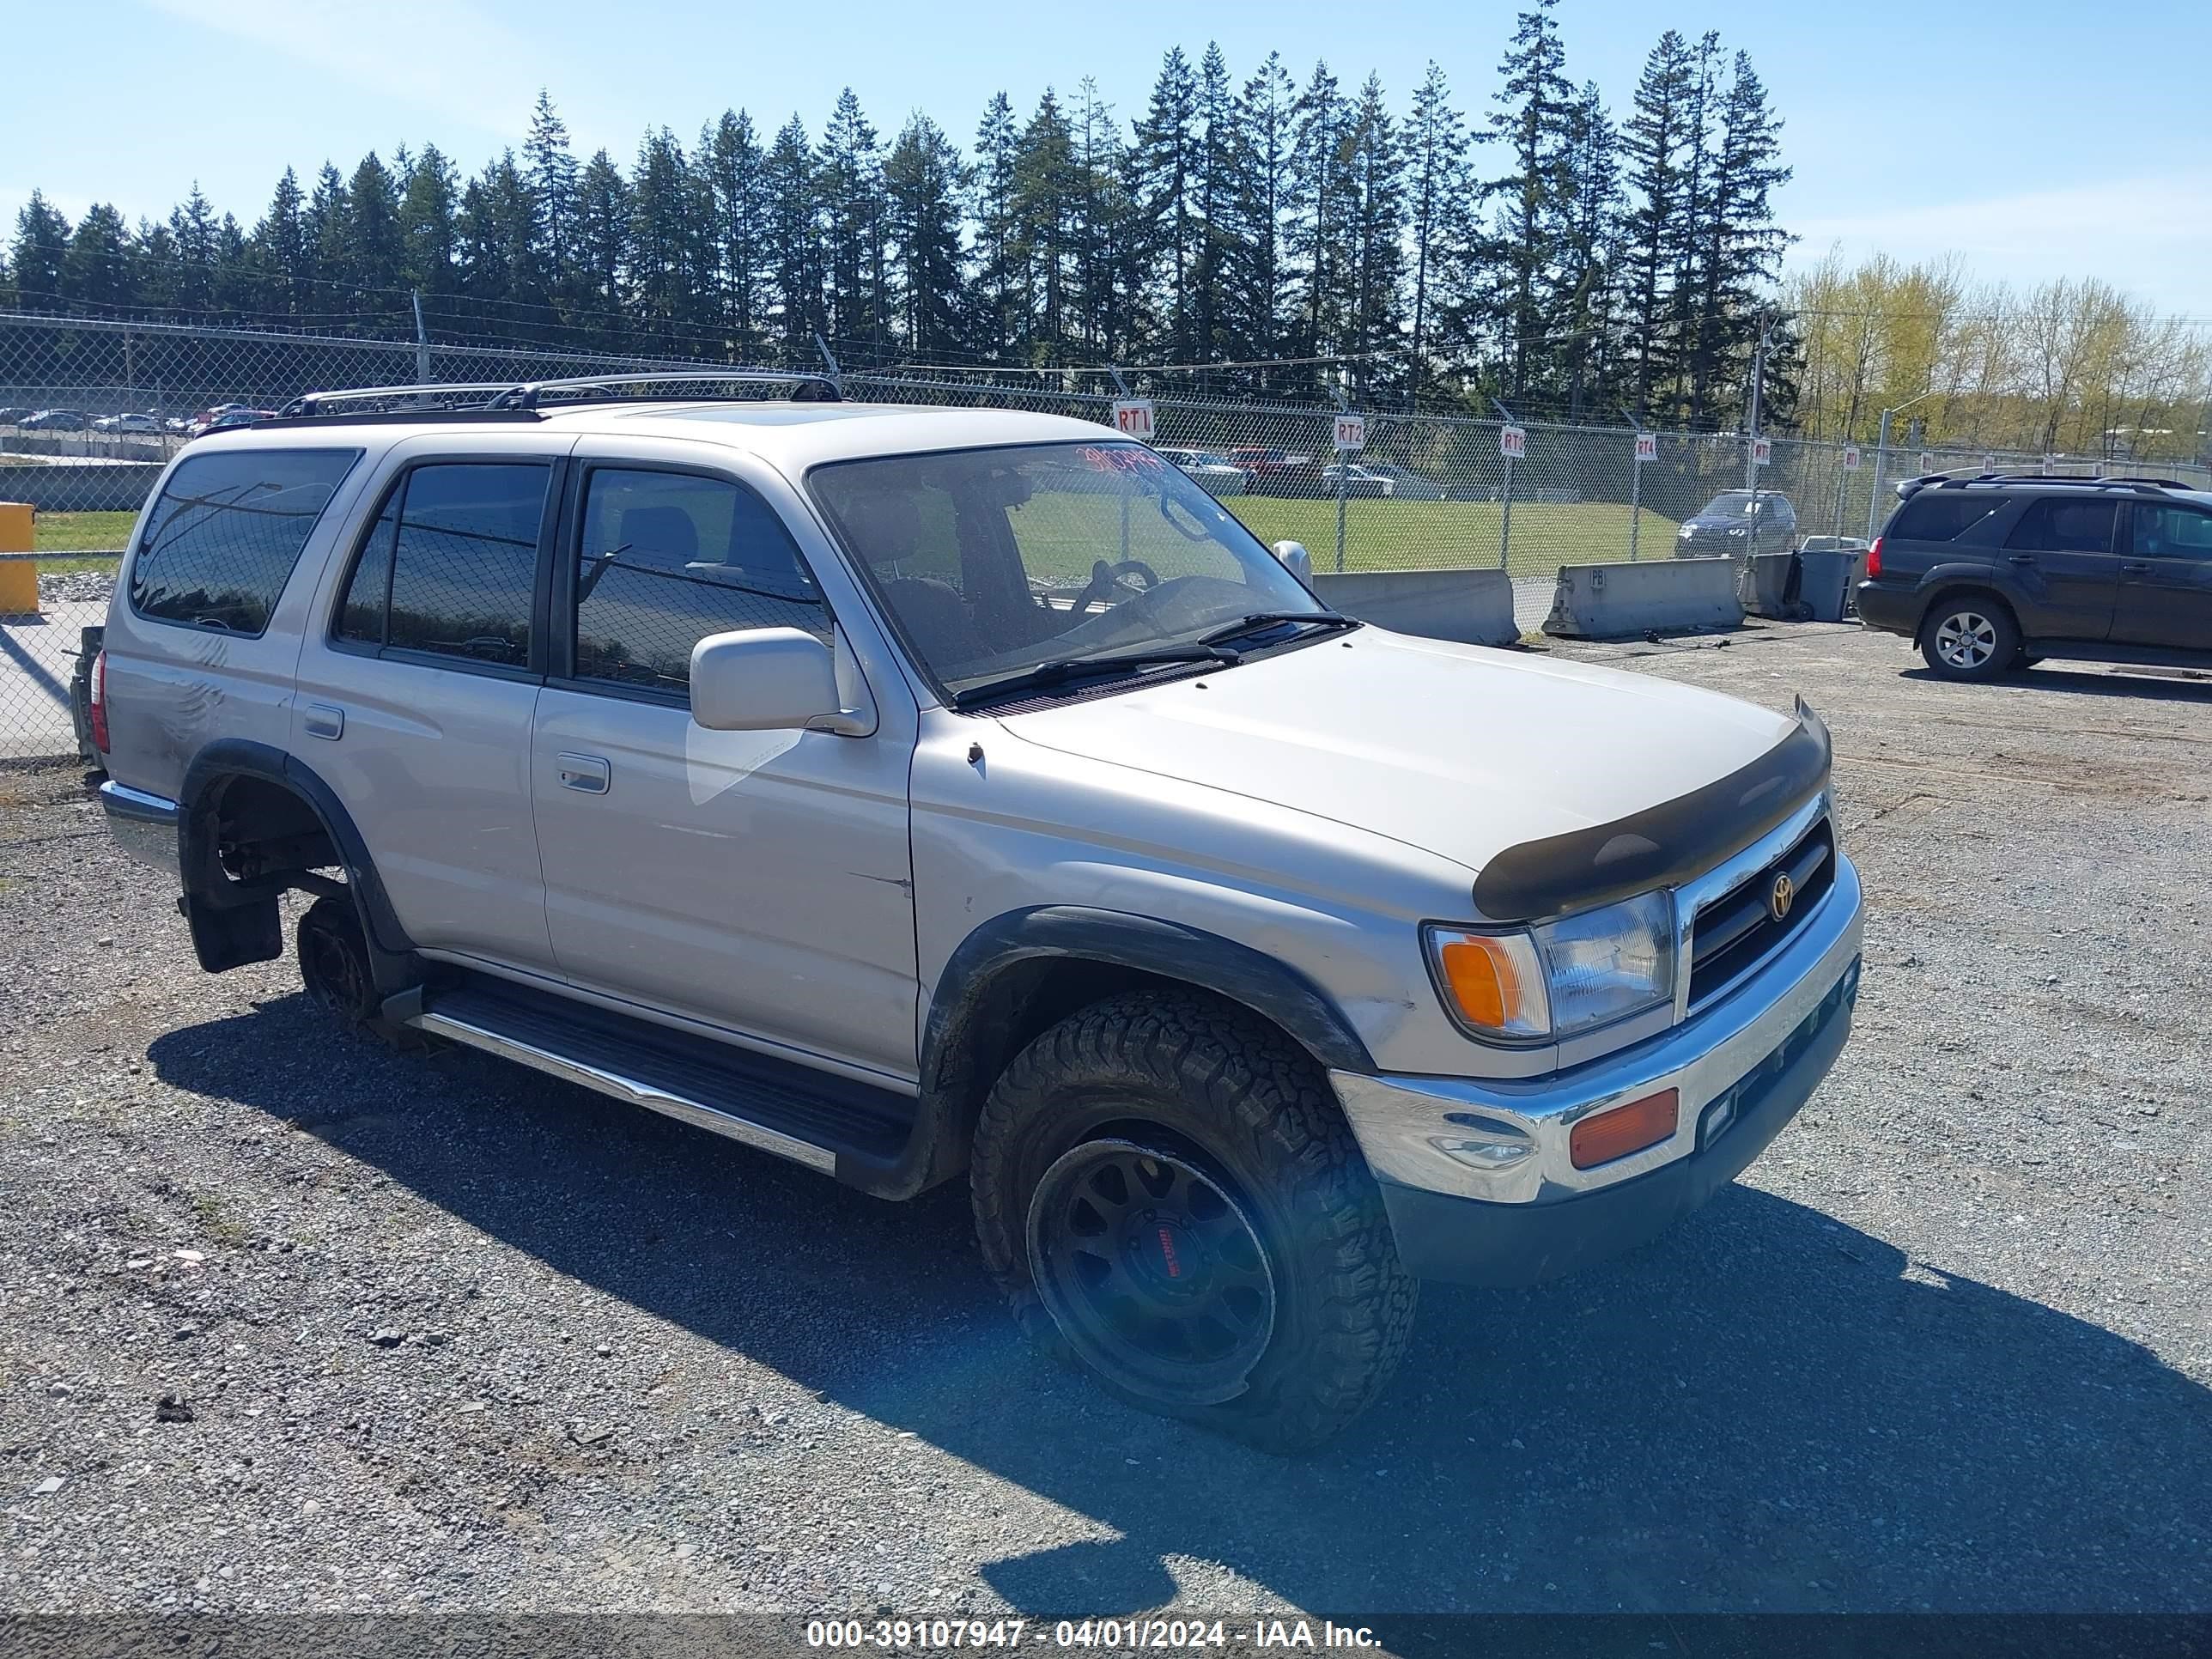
[1751,436,1772,466]
[1984,453,2000,473]
[1110,399,1155,441]
[1841,444,1862,471]
[1917,451,1936,473]
[1499,424,1528,461]
[1633,432,1657,464]
[1333,414,1366,453]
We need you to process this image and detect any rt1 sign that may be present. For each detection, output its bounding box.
[1333,414,1366,452]
[1841,444,1862,471]
[1110,399,1156,441]
[1751,436,1772,466]
[1499,424,1527,461]
[1633,432,1657,464]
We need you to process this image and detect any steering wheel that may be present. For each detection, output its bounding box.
[1072,558,1161,616]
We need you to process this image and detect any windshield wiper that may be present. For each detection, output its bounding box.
[953,645,1241,709]
[1197,610,1357,647]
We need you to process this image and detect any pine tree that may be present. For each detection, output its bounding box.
[252,168,313,317]
[817,89,886,359]
[1285,60,1346,375]
[523,91,580,305]
[573,149,632,337]
[1231,52,1297,377]
[345,154,405,313]
[1131,47,1199,358]
[1619,30,1693,416]
[1662,30,1723,423]
[1189,43,1240,363]
[306,164,350,311]
[1552,82,1622,417]
[1402,61,1472,397]
[1487,0,1575,402]
[169,185,221,313]
[62,204,133,309]
[398,147,460,311]
[1067,78,1132,357]
[10,193,71,306]
[702,110,769,356]
[1340,74,1407,403]
[1685,50,1790,421]
[882,113,968,358]
[970,93,1023,359]
[763,115,824,362]
[1013,90,1079,359]
[629,128,702,351]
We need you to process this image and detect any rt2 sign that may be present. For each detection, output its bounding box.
[1633,432,1657,464]
[1110,399,1156,441]
[1333,414,1366,452]
[1499,425,1528,460]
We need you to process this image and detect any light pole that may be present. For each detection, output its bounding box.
[1866,387,1940,541]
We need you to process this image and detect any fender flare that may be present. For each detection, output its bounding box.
[179,738,417,989]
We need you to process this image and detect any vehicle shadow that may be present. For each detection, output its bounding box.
[1899,664,2212,703]
[152,997,2212,1614]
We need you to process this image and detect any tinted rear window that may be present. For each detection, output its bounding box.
[2007,497,2117,554]
[129,448,360,635]
[336,462,550,667]
[1887,493,2006,543]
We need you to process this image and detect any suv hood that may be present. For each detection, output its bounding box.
[996,627,1797,891]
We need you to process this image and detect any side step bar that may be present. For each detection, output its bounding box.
[404,977,914,1175]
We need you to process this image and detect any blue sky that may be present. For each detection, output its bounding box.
[9,0,2212,316]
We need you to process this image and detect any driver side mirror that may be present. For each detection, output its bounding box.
[690,628,868,736]
[1272,540,1313,582]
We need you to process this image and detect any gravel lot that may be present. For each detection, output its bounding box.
[2,621,2208,1618]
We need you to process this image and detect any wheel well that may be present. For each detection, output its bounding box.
[931,957,1323,1171]
[203,773,339,880]
[1916,586,2020,645]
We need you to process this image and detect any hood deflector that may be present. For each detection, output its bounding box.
[1470,699,1832,923]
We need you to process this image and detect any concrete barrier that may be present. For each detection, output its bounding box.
[1311,567,1520,647]
[1541,557,1744,640]
[0,462,164,514]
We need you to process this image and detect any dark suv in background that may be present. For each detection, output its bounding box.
[1856,473,2212,681]
[1674,489,1798,556]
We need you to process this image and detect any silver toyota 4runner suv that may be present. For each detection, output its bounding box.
[93,374,1863,1451]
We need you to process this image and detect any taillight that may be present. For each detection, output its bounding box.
[88,648,109,754]
[1864,536,1883,580]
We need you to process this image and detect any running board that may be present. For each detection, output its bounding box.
[404,977,914,1175]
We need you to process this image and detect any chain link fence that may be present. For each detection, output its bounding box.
[6,308,2210,762]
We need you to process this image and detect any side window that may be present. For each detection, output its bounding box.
[337,463,550,665]
[572,468,830,693]
[2006,497,2116,554]
[129,448,360,635]
[2130,504,2212,561]
[1888,493,2004,543]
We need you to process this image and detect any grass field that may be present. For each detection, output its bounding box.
[1221,497,1681,577]
[30,512,136,568]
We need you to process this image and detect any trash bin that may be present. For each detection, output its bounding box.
[1796,540,1869,623]
[1741,551,1802,619]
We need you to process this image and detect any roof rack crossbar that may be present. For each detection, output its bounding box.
[277,382,524,418]
[487,370,842,409]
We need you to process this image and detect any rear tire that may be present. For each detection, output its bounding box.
[1921,596,2020,682]
[296,895,430,1051]
[970,991,1415,1454]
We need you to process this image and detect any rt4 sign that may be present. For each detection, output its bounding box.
[1110,399,1156,441]
[1633,432,1657,464]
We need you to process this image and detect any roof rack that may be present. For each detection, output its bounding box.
[273,369,842,422]
[1895,470,2194,501]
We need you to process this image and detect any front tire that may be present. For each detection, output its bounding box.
[970,992,1415,1453]
[1921,596,2020,681]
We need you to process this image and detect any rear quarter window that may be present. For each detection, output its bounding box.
[1886,493,2005,544]
[129,448,361,635]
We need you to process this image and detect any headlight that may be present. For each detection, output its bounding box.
[1426,890,1675,1042]
[1678,524,1694,537]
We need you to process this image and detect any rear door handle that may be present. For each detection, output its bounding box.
[556,752,611,794]
[2007,554,2036,566]
[2120,562,2151,575]
[302,703,344,740]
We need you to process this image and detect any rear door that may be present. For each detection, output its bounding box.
[2115,499,2212,651]
[294,434,571,973]
[2000,495,2123,641]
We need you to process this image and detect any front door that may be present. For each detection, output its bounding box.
[2000,495,2124,641]
[528,458,919,1082]
[2115,500,2212,652]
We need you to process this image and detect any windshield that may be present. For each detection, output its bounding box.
[1698,492,1759,518]
[811,441,1324,697]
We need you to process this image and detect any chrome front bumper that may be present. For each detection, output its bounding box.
[99,780,181,874]
[1332,848,1863,1208]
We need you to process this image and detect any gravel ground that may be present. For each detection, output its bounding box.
[1,621,2207,1618]
[33,571,115,606]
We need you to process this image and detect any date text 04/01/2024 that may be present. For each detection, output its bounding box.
[803,1619,1383,1650]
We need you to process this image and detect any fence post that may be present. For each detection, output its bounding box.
[1832,450,1847,538]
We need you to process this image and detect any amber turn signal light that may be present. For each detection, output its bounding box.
[1569,1087,1680,1170]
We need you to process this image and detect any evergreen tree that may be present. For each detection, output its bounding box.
[10,193,71,305]
[61,204,132,308]
[345,154,405,313]
[970,93,1023,359]
[573,149,632,335]
[1685,50,1790,420]
[1402,61,1472,396]
[1619,29,1694,415]
[1285,60,1346,374]
[1131,47,1199,358]
[1486,0,1575,402]
[817,89,886,358]
[1662,30,1723,422]
[763,115,824,362]
[1189,43,1240,363]
[882,112,967,358]
[1552,82,1622,416]
[1013,90,1079,359]
[702,110,769,355]
[629,128,703,351]
[252,168,313,317]
[1231,52,1297,378]
[525,90,580,281]
[1068,78,1133,357]
[398,147,460,310]
[168,185,221,313]
[1340,74,1407,403]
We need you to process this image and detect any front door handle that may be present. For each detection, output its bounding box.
[556,752,611,794]
[2120,562,2151,575]
[2007,554,2036,566]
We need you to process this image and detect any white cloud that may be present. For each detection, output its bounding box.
[1787,175,2212,316]
[137,0,552,138]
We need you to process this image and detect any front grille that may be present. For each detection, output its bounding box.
[1687,817,1834,1006]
